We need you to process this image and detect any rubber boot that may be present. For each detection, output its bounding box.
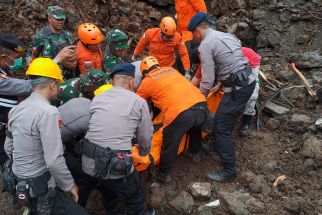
[239,115,253,136]
[207,164,237,183]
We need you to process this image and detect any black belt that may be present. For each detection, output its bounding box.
[221,64,252,88]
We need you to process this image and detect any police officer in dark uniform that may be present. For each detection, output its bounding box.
[0,32,33,166]
[78,63,153,215]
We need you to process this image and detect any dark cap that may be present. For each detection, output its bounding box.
[47,5,66,20]
[0,32,25,53]
[187,12,208,32]
[110,63,135,78]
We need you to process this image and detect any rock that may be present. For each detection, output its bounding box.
[218,191,265,215]
[315,118,322,130]
[197,205,213,215]
[289,52,322,69]
[150,186,166,208]
[267,31,281,47]
[265,118,280,130]
[307,124,317,132]
[188,182,212,200]
[313,72,322,85]
[240,172,271,196]
[302,136,322,160]
[295,35,310,44]
[282,88,306,100]
[265,101,290,115]
[262,161,277,175]
[170,191,194,214]
[291,114,312,124]
[252,9,266,20]
[285,202,304,214]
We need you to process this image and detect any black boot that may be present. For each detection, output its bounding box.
[239,115,253,136]
[207,165,237,183]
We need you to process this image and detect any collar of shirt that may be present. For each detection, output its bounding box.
[31,92,50,104]
[203,28,214,41]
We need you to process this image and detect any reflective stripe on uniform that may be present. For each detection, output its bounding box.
[0,97,18,108]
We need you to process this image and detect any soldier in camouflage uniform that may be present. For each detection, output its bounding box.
[53,68,108,106]
[103,29,129,74]
[29,6,77,79]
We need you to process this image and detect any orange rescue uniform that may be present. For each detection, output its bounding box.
[133,28,190,71]
[137,66,206,127]
[175,0,207,42]
[76,42,103,74]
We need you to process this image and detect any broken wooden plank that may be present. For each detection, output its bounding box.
[291,63,316,96]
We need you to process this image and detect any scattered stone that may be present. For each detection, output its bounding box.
[265,101,290,115]
[295,35,310,44]
[312,72,322,85]
[150,186,166,208]
[170,191,194,214]
[262,161,277,175]
[197,205,213,215]
[252,9,266,20]
[303,158,315,169]
[302,136,322,160]
[188,182,212,200]
[240,172,271,196]
[218,190,265,215]
[307,124,317,132]
[289,52,322,69]
[265,118,280,130]
[285,202,304,214]
[282,87,306,100]
[315,118,322,130]
[291,114,312,124]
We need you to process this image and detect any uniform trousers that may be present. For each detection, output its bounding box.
[159,103,206,175]
[214,81,256,169]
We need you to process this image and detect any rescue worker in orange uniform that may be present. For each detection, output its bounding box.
[133,17,191,78]
[174,0,207,75]
[137,56,207,183]
[175,0,207,43]
[76,23,104,74]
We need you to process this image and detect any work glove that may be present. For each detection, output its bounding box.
[184,70,192,81]
[131,55,138,62]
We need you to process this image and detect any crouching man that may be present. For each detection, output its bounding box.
[78,63,153,215]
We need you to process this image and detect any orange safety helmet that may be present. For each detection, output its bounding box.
[78,23,104,45]
[160,16,176,36]
[140,56,160,73]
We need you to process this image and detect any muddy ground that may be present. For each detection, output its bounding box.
[0,0,322,214]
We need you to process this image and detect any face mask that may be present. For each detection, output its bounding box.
[9,57,23,71]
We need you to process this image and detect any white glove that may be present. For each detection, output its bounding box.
[185,70,192,81]
[131,55,137,62]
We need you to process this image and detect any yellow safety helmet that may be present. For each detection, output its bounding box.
[94,84,113,96]
[26,58,64,83]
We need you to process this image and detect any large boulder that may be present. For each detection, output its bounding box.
[170,191,195,214]
[302,136,322,160]
[218,190,266,215]
[289,52,322,69]
[188,182,212,200]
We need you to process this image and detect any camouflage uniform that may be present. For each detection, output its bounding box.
[29,6,77,79]
[103,29,129,74]
[53,68,108,106]
[243,67,260,116]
